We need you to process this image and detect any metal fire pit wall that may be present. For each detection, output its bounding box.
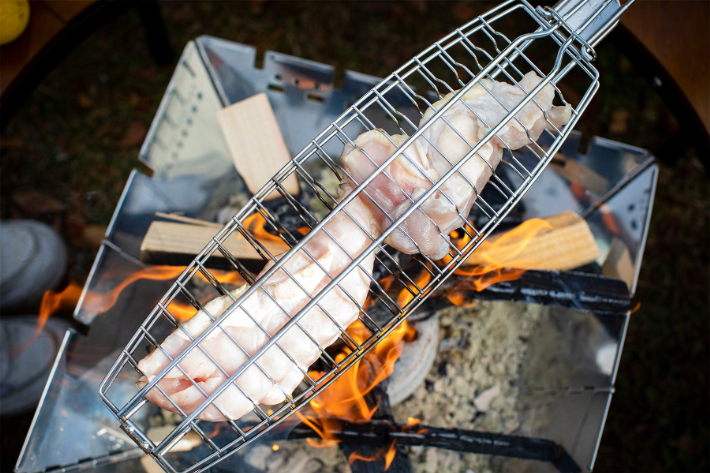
[16,37,656,473]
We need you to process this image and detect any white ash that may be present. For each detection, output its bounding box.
[242,440,351,473]
[392,300,544,473]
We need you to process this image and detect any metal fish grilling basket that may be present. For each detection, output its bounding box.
[99,0,636,471]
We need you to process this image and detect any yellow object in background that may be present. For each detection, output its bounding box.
[0,0,30,46]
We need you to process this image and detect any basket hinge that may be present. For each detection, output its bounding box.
[539,0,636,61]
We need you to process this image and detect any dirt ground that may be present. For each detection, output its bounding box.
[1,2,708,472]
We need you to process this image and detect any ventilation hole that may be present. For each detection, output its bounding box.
[268,84,285,92]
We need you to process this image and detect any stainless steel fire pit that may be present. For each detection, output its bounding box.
[16,24,655,473]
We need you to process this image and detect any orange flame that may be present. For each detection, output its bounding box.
[18,282,86,353]
[33,265,246,343]
[296,319,416,469]
[397,269,432,308]
[403,416,427,434]
[348,441,397,469]
[242,212,286,245]
[241,211,311,250]
[446,218,553,292]
[79,266,245,318]
[569,182,619,237]
[444,290,477,308]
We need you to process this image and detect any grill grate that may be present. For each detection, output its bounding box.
[99,1,634,471]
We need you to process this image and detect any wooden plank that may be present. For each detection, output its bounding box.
[602,238,635,289]
[140,221,289,265]
[465,211,599,271]
[154,212,223,228]
[216,93,299,199]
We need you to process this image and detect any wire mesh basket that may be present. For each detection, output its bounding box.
[99,0,634,471]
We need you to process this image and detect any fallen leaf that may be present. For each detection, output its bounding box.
[117,122,148,148]
[65,212,87,244]
[129,92,141,107]
[81,224,107,249]
[94,124,111,139]
[12,191,65,215]
[0,138,23,150]
[451,2,475,23]
[609,109,632,134]
[78,93,92,108]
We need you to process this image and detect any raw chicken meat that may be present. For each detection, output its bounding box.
[341,71,571,259]
[137,187,377,421]
[136,71,570,422]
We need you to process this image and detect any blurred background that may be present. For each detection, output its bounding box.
[0,1,708,472]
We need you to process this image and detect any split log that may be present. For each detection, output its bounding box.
[140,220,289,268]
[464,211,599,272]
[153,212,222,228]
[217,93,299,199]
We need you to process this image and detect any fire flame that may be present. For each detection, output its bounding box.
[403,416,427,434]
[397,269,432,308]
[445,218,553,294]
[348,441,397,469]
[242,212,288,245]
[296,319,416,468]
[33,265,245,342]
[570,182,619,236]
[19,282,86,353]
[241,211,311,250]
